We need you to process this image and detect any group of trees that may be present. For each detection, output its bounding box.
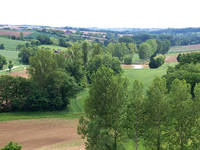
[136,39,170,68]
[0,55,6,70]
[78,65,200,150]
[58,38,71,47]
[138,39,170,60]
[165,52,200,95]
[1,40,123,112]
[0,50,80,112]
[36,35,53,44]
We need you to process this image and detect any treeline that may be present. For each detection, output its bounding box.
[17,37,170,68]
[78,64,200,150]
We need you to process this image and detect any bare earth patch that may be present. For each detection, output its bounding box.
[0,30,33,37]
[165,56,177,63]
[0,119,84,150]
[121,64,149,69]
[9,69,29,78]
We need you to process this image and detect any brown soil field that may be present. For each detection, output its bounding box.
[9,69,29,78]
[0,30,33,37]
[0,119,84,150]
[165,56,177,63]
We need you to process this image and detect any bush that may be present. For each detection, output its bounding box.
[0,44,5,50]
[37,35,53,45]
[18,46,38,64]
[124,55,132,64]
[0,54,6,70]
[1,141,22,150]
[149,54,165,68]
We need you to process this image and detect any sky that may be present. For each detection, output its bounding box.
[0,0,200,28]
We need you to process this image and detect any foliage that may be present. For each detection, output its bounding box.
[177,52,200,64]
[0,49,80,112]
[82,41,89,67]
[30,39,40,46]
[168,79,200,149]
[0,54,6,70]
[156,40,170,54]
[124,55,132,64]
[164,62,200,95]
[18,46,38,64]
[78,66,128,150]
[0,44,5,49]
[58,38,71,47]
[8,60,13,72]
[119,36,133,44]
[149,54,165,68]
[121,80,144,150]
[65,43,86,86]
[143,77,168,150]
[146,39,157,54]
[107,42,129,61]
[87,53,122,81]
[19,32,24,41]
[37,34,53,44]
[1,141,22,150]
[138,42,152,59]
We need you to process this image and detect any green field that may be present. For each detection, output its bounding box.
[0,50,19,65]
[123,62,177,90]
[168,44,200,53]
[0,37,27,51]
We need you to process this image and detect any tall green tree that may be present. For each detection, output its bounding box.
[122,80,144,150]
[78,66,128,150]
[20,32,24,41]
[82,41,89,67]
[168,79,199,150]
[28,49,59,87]
[144,77,168,150]
[138,42,152,59]
[65,43,85,86]
[8,61,13,72]
[0,54,6,70]
[146,39,157,54]
[18,46,38,64]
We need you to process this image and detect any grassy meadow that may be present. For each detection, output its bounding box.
[0,37,27,51]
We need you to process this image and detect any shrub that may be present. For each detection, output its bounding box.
[0,44,5,50]
[0,54,6,70]
[124,55,132,64]
[149,54,165,68]
[1,141,22,150]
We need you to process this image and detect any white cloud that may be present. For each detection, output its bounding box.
[0,0,200,28]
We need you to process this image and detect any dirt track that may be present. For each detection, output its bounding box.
[9,69,29,78]
[0,119,84,150]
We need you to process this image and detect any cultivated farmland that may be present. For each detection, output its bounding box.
[169,44,200,53]
[0,30,33,37]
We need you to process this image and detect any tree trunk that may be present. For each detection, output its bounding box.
[157,124,161,150]
[135,120,139,150]
[114,130,117,150]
